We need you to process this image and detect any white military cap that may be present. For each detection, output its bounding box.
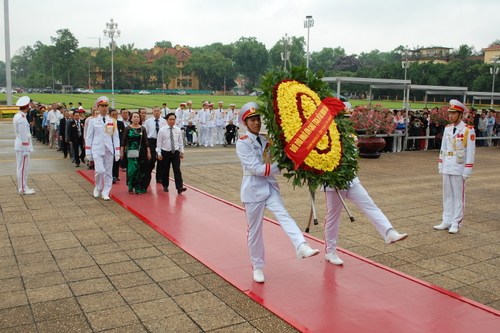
[449,99,467,113]
[95,96,109,107]
[16,96,30,108]
[239,102,260,125]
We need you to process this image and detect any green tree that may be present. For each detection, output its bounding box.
[233,37,269,89]
[155,40,173,48]
[309,47,346,73]
[184,51,234,90]
[50,28,79,85]
[152,54,179,89]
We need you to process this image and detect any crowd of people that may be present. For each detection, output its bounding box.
[23,97,243,198]
[350,106,499,153]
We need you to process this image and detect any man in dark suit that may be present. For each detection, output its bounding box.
[110,109,125,183]
[68,110,85,167]
[59,110,72,158]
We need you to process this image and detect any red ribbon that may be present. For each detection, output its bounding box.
[284,97,344,169]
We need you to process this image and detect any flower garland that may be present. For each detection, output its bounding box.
[258,67,358,191]
[274,80,342,172]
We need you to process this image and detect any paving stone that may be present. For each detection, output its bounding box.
[86,305,140,332]
[130,298,183,322]
[119,284,168,305]
[143,313,202,333]
[36,314,91,333]
[109,271,154,289]
[69,277,115,296]
[188,304,246,331]
[25,284,73,304]
[31,298,82,322]
[78,290,127,313]
[159,277,206,297]
[0,305,33,329]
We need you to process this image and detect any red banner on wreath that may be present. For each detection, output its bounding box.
[284,97,344,169]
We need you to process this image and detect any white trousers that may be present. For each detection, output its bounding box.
[324,183,393,254]
[215,125,224,144]
[442,174,465,228]
[199,125,206,145]
[16,151,30,192]
[93,153,114,196]
[204,127,214,146]
[244,186,305,269]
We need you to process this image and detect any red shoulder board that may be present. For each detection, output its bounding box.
[445,124,451,127]
[466,125,474,129]
[240,135,248,140]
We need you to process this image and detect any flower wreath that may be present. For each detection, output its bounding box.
[259,67,359,191]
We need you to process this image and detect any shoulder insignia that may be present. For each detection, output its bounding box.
[240,135,248,140]
[445,124,452,127]
[465,125,474,129]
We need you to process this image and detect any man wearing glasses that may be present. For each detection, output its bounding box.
[85,96,121,200]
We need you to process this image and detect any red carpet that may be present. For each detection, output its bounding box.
[79,170,500,332]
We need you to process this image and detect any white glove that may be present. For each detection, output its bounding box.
[438,169,442,174]
[115,155,120,162]
[462,174,470,180]
[87,154,93,162]
[22,151,29,157]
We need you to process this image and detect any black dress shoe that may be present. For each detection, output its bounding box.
[177,187,187,194]
[163,187,169,192]
[75,164,80,167]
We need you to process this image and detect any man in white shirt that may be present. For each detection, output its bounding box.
[47,103,62,148]
[144,105,167,184]
[161,103,170,120]
[156,113,187,194]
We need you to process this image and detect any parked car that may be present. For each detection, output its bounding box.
[138,90,152,95]
[41,88,57,94]
[14,88,24,93]
[119,89,133,94]
[165,90,180,95]
[0,87,6,93]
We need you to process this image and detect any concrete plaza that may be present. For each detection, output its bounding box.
[0,119,498,332]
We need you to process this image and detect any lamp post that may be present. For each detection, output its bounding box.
[400,48,411,111]
[304,15,314,69]
[103,18,120,108]
[490,56,499,109]
[280,33,291,71]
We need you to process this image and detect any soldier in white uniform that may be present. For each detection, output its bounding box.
[236,102,319,283]
[205,103,216,147]
[434,100,475,234]
[215,101,226,144]
[14,96,35,195]
[230,104,240,143]
[85,96,121,200]
[323,105,407,265]
[198,102,208,146]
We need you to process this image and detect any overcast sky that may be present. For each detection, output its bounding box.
[1,0,499,62]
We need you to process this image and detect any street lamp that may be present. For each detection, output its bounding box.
[400,48,411,111]
[103,18,121,108]
[280,33,291,71]
[490,56,499,109]
[304,15,314,69]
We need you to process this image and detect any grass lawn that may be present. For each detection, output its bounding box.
[1,93,260,110]
[1,93,456,111]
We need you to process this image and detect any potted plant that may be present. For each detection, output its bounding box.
[350,104,395,158]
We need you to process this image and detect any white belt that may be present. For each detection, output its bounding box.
[243,170,255,176]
